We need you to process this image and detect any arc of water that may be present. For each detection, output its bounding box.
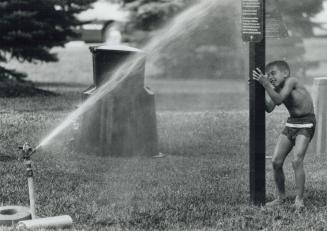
[35,0,236,150]
[35,55,144,150]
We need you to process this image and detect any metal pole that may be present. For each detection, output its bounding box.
[25,160,36,219]
[249,0,266,205]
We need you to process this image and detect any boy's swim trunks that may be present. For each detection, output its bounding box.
[282,113,316,144]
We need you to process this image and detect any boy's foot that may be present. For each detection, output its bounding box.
[266,198,286,207]
[294,199,305,211]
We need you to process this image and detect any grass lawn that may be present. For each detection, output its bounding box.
[1,44,327,230]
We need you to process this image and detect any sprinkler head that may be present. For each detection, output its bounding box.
[18,143,36,160]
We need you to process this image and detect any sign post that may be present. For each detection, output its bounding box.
[242,0,266,205]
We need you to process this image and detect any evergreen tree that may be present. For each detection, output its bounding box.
[0,0,96,81]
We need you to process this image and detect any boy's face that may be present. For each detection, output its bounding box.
[266,65,288,88]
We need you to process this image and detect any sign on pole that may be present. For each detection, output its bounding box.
[242,0,288,41]
[242,0,264,42]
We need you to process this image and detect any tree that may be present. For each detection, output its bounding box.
[121,0,244,79]
[266,0,324,78]
[122,0,324,39]
[279,0,324,36]
[119,0,324,79]
[123,0,192,31]
[0,0,96,81]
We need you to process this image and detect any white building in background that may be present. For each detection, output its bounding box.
[74,0,129,43]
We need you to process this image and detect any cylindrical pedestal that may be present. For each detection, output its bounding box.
[78,45,158,157]
[28,177,36,219]
[312,77,327,156]
[24,160,36,219]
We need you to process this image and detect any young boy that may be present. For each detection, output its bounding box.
[252,60,315,210]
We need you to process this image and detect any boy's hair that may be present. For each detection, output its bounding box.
[266,60,290,77]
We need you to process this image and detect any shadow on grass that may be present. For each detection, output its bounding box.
[0,80,58,97]
[0,154,16,162]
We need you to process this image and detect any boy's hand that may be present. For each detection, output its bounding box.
[252,68,270,87]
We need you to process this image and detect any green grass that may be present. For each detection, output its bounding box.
[1,95,326,230]
[1,44,327,230]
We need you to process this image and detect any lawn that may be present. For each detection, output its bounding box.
[1,44,327,230]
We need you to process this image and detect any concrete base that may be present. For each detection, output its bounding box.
[312,77,327,156]
[0,206,31,226]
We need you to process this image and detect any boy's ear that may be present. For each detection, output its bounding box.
[283,69,289,77]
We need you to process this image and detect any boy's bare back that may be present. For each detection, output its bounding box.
[278,77,314,117]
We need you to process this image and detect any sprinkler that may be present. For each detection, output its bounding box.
[0,143,73,230]
[20,143,37,220]
[19,142,36,161]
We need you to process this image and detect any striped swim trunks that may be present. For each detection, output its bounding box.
[282,113,316,144]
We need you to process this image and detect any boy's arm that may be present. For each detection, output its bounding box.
[265,93,275,113]
[253,68,296,105]
[263,78,296,105]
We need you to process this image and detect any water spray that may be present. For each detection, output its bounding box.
[32,1,223,154]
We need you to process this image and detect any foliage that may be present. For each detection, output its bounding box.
[122,0,244,79]
[279,0,324,36]
[156,0,244,79]
[118,0,324,79]
[123,0,193,31]
[0,0,96,81]
[122,0,324,37]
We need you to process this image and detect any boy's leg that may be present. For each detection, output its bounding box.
[292,134,311,207]
[269,134,293,202]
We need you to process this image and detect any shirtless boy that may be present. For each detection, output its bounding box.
[252,60,315,209]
